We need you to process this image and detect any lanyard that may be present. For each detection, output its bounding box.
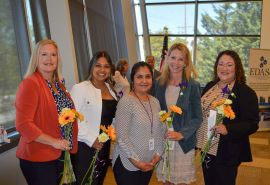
[133,91,153,135]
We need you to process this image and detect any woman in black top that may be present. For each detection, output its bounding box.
[197,50,259,185]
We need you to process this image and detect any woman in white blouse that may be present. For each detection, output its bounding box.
[70,51,118,185]
[112,62,165,185]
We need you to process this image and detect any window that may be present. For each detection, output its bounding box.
[133,0,262,86]
[0,1,22,131]
[0,0,31,152]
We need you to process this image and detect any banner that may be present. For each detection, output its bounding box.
[248,48,270,130]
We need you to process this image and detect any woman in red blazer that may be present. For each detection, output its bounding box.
[15,39,78,185]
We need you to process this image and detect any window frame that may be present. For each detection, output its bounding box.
[134,0,262,67]
[0,0,32,154]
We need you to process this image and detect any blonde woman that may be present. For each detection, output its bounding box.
[15,39,78,185]
[155,43,202,185]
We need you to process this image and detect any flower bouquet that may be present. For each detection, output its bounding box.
[200,97,235,165]
[59,108,84,185]
[159,105,182,180]
[81,125,116,185]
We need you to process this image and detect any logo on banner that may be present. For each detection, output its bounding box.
[250,55,270,76]
[259,56,267,68]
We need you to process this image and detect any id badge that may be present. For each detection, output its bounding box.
[149,138,155,151]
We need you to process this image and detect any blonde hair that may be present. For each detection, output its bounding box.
[158,43,198,86]
[24,39,62,79]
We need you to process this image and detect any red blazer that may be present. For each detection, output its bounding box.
[15,71,78,162]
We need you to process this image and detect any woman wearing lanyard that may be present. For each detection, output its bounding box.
[112,62,165,185]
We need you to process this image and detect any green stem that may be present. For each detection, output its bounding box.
[200,113,224,165]
[81,150,99,185]
[167,142,171,181]
[200,132,214,164]
[59,123,75,185]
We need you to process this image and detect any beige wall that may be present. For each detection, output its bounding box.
[46,0,79,90]
[260,0,270,49]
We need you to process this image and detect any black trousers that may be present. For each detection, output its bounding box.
[72,141,110,185]
[113,157,153,185]
[19,156,64,185]
[202,154,239,185]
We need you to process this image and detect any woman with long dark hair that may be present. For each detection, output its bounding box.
[71,51,118,185]
[197,50,259,185]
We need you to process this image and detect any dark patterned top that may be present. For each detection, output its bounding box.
[46,79,74,148]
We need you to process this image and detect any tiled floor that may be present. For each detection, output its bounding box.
[104,131,270,185]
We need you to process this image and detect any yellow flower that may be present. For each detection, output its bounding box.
[169,105,182,115]
[98,132,109,143]
[59,108,76,126]
[224,99,232,105]
[160,112,171,122]
[100,125,116,141]
[159,110,166,116]
[166,117,172,122]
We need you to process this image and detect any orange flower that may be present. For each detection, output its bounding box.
[212,99,225,108]
[223,105,235,120]
[72,109,84,121]
[107,125,116,141]
[169,105,182,115]
[100,125,108,133]
[160,112,171,122]
[59,108,76,126]
[100,125,116,141]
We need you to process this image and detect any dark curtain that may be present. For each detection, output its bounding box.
[69,0,91,81]
[29,0,51,42]
[111,0,128,59]
[68,0,128,80]
[85,0,128,63]
[10,0,31,77]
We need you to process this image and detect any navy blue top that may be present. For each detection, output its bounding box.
[46,79,74,147]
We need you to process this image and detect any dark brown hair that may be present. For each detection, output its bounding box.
[130,62,153,90]
[116,59,128,76]
[213,50,246,84]
[87,51,113,81]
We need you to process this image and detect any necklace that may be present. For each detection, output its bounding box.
[91,80,110,97]
[91,80,106,89]
[133,91,154,135]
